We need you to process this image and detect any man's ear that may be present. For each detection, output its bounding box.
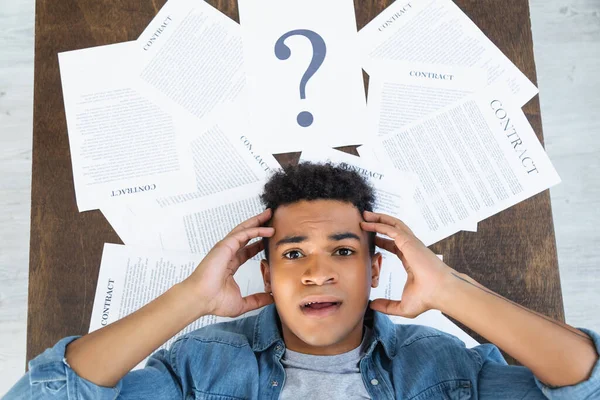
[260,259,272,293]
[371,252,383,288]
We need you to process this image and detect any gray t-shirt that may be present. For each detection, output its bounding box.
[280,326,373,399]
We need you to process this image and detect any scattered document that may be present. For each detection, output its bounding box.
[301,147,477,236]
[134,0,245,123]
[300,147,420,225]
[366,89,560,245]
[238,0,368,153]
[356,144,478,241]
[358,0,539,107]
[356,145,379,165]
[102,181,266,252]
[363,61,484,236]
[367,61,486,137]
[101,113,280,246]
[58,42,196,212]
[101,202,163,248]
[154,182,267,255]
[154,112,280,208]
[89,244,267,370]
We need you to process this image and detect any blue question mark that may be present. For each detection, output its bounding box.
[274,29,327,127]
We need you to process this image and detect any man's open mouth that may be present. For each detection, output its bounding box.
[300,301,342,317]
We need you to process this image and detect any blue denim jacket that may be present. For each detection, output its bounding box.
[6,303,600,399]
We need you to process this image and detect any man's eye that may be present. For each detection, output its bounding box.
[283,250,304,259]
[334,248,354,256]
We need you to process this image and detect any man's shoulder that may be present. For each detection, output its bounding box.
[186,313,259,346]
[159,313,266,383]
[393,323,468,350]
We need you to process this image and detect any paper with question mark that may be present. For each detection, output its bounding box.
[238,0,368,153]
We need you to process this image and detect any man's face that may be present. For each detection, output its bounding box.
[260,199,381,355]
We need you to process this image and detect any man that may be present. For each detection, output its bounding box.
[6,162,600,399]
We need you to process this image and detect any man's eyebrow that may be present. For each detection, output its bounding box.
[328,232,361,241]
[275,235,308,247]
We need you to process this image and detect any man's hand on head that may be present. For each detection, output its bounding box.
[182,208,276,318]
[360,211,457,318]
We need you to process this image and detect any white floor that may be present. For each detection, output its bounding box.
[0,0,34,395]
[1,0,599,396]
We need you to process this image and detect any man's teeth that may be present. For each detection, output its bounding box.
[304,301,337,307]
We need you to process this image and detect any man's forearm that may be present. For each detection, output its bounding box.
[65,280,207,388]
[435,272,598,387]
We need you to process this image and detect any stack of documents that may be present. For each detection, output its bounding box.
[57,0,560,364]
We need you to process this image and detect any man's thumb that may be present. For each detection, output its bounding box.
[240,292,275,315]
[369,298,407,317]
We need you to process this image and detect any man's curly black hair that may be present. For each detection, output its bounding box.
[260,161,376,261]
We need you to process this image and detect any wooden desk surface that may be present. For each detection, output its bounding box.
[28,0,563,365]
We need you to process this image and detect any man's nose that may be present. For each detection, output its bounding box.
[301,256,337,285]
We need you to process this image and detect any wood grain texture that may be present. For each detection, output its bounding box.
[28,0,562,368]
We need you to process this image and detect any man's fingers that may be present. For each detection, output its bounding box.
[375,236,399,254]
[232,227,275,248]
[374,237,411,273]
[228,209,272,235]
[361,221,413,253]
[361,221,401,239]
[239,292,274,315]
[363,211,415,236]
[220,227,275,256]
[237,240,264,264]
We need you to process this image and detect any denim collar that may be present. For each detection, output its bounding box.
[251,300,397,359]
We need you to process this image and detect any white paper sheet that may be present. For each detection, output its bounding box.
[238,0,368,153]
[356,143,478,238]
[299,147,422,226]
[367,61,486,137]
[462,225,477,232]
[134,0,245,123]
[102,181,266,251]
[154,182,267,254]
[355,145,379,165]
[301,147,477,235]
[101,113,280,247]
[101,202,163,248]
[58,42,196,212]
[358,0,538,107]
[154,112,280,208]
[90,243,267,370]
[366,89,560,245]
